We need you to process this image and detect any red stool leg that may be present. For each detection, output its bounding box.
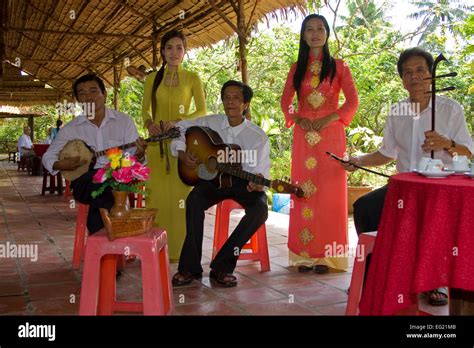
[78,243,102,315]
[212,202,223,259]
[57,173,63,196]
[64,180,71,200]
[216,201,233,252]
[140,247,165,315]
[41,172,47,196]
[72,203,88,269]
[98,254,117,315]
[257,225,270,272]
[346,232,376,315]
[159,244,173,315]
[136,193,143,208]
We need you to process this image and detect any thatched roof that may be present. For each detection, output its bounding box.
[1,0,307,106]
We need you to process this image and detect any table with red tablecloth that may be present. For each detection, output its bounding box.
[33,144,50,157]
[359,172,474,315]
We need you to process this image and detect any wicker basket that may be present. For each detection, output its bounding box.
[99,208,158,241]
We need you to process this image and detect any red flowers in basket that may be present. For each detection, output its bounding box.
[91,148,150,198]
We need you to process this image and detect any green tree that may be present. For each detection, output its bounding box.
[409,0,473,43]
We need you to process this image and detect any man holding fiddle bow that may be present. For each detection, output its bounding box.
[340,47,473,306]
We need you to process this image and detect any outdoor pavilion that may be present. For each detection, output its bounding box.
[0,0,449,320]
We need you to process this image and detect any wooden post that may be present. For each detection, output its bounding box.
[152,26,158,70]
[0,0,6,77]
[237,0,249,86]
[113,64,120,110]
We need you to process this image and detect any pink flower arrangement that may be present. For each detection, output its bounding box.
[91,148,150,198]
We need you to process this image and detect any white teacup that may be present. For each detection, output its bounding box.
[426,159,444,173]
[452,155,470,172]
[418,158,444,173]
[417,157,431,172]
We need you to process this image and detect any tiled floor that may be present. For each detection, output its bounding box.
[0,161,447,315]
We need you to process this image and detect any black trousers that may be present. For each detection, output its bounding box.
[353,185,388,235]
[70,169,114,234]
[178,178,268,275]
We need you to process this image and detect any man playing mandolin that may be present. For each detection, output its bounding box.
[170,80,270,287]
[42,74,147,234]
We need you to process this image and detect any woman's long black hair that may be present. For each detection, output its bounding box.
[151,30,187,93]
[293,14,336,99]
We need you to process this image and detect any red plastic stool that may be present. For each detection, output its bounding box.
[212,199,270,272]
[78,228,173,315]
[346,231,377,315]
[72,203,89,269]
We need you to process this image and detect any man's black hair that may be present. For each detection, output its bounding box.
[220,80,253,104]
[397,47,434,78]
[72,74,106,99]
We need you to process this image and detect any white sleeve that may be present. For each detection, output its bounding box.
[449,104,474,155]
[250,135,270,179]
[379,115,398,159]
[123,117,140,157]
[170,116,211,157]
[18,135,29,150]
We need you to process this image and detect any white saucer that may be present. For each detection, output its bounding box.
[464,173,474,178]
[452,168,470,174]
[418,170,454,178]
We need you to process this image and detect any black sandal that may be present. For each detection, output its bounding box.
[209,269,237,287]
[172,271,201,286]
[298,265,314,273]
[313,265,329,274]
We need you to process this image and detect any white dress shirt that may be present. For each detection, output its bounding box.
[171,114,270,179]
[17,134,33,156]
[42,108,139,175]
[379,96,474,173]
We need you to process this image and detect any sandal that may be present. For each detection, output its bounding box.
[172,271,202,287]
[298,265,314,273]
[209,269,237,288]
[428,288,448,306]
[313,265,329,274]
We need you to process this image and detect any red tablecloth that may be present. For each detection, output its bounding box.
[33,144,49,157]
[359,172,474,315]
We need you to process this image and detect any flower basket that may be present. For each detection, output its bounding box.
[99,208,158,241]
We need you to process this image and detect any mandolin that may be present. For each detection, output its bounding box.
[178,126,304,198]
[59,127,180,181]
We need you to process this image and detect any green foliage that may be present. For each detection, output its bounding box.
[346,126,395,186]
[409,0,473,44]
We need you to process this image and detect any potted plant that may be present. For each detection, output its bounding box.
[346,126,384,213]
